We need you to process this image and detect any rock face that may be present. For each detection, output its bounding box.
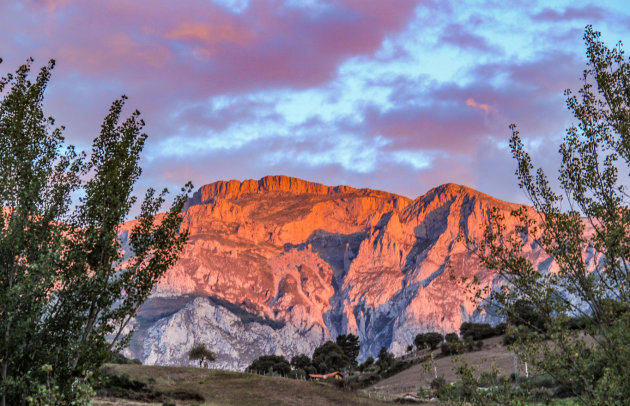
[122,175,557,370]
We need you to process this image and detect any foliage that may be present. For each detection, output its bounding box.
[287,368,306,379]
[188,343,216,368]
[375,346,394,371]
[247,355,291,375]
[335,334,360,367]
[464,26,630,405]
[414,331,444,350]
[0,59,191,405]
[445,333,459,343]
[312,341,349,373]
[460,322,505,340]
[358,356,374,372]
[290,354,311,370]
[424,332,444,349]
[109,352,142,365]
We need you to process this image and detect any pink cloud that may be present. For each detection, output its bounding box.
[439,23,496,53]
[13,0,420,97]
[466,98,491,113]
[533,5,608,22]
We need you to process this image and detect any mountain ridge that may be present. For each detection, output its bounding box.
[123,176,559,370]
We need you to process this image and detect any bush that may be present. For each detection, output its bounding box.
[478,371,499,387]
[287,369,306,379]
[445,333,459,343]
[507,300,547,332]
[493,322,507,335]
[109,352,141,365]
[376,347,394,371]
[247,355,291,375]
[424,332,444,349]
[430,377,448,397]
[526,373,556,389]
[440,342,464,356]
[460,322,500,340]
[358,356,374,372]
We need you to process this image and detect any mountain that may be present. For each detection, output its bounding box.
[121,175,554,370]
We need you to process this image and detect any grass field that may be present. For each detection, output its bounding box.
[95,364,389,406]
[367,336,527,396]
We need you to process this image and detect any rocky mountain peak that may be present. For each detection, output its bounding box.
[185,175,412,209]
[124,177,566,371]
[186,175,354,206]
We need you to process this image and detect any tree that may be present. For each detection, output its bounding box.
[423,332,444,350]
[247,355,291,375]
[290,354,312,370]
[359,356,374,372]
[445,333,459,343]
[188,343,216,368]
[335,333,360,366]
[459,322,502,340]
[312,341,348,373]
[469,26,630,404]
[414,333,426,349]
[376,346,393,371]
[0,59,191,405]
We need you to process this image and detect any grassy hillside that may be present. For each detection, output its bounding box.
[95,364,388,406]
[367,336,516,395]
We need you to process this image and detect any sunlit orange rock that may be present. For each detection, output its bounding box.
[123,176,583,370]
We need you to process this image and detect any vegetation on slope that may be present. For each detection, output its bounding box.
[95,364,387,406]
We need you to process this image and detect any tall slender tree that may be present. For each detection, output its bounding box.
[0,58,192,405]
[467,26,630,404]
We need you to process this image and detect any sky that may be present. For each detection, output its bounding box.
[1,0,630,206]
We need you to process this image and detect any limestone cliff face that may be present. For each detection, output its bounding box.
[123,176,565,369]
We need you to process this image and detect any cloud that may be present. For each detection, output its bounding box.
[532,5,608,22]
[439,23,496,53]
[466,98,491,113]
[1,0,629,214]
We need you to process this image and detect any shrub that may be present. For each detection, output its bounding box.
[478,371,499,387]
[460,322,498,340]
[445,333,459,343]
[247,355,291,375]
[287,369,306,379]
[424,332,444,349]
[440,342,463,356]
[526,373,556,389]
[358,356,374,372]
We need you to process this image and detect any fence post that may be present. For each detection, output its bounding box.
[513,354,519,384]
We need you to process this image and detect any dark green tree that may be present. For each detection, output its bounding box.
[376,346,393,371]
[414,333,426,349]
[290,354,312,370]
[423,332,444,350]
[445,333,459,343]
[359,356,374,372]
[335,333,360,366]
[247,355,291,375]
[312,341,348,373]
[0,59,191,405]
[188,343,216,368]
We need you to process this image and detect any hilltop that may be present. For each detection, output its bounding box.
[94,363,388,406]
